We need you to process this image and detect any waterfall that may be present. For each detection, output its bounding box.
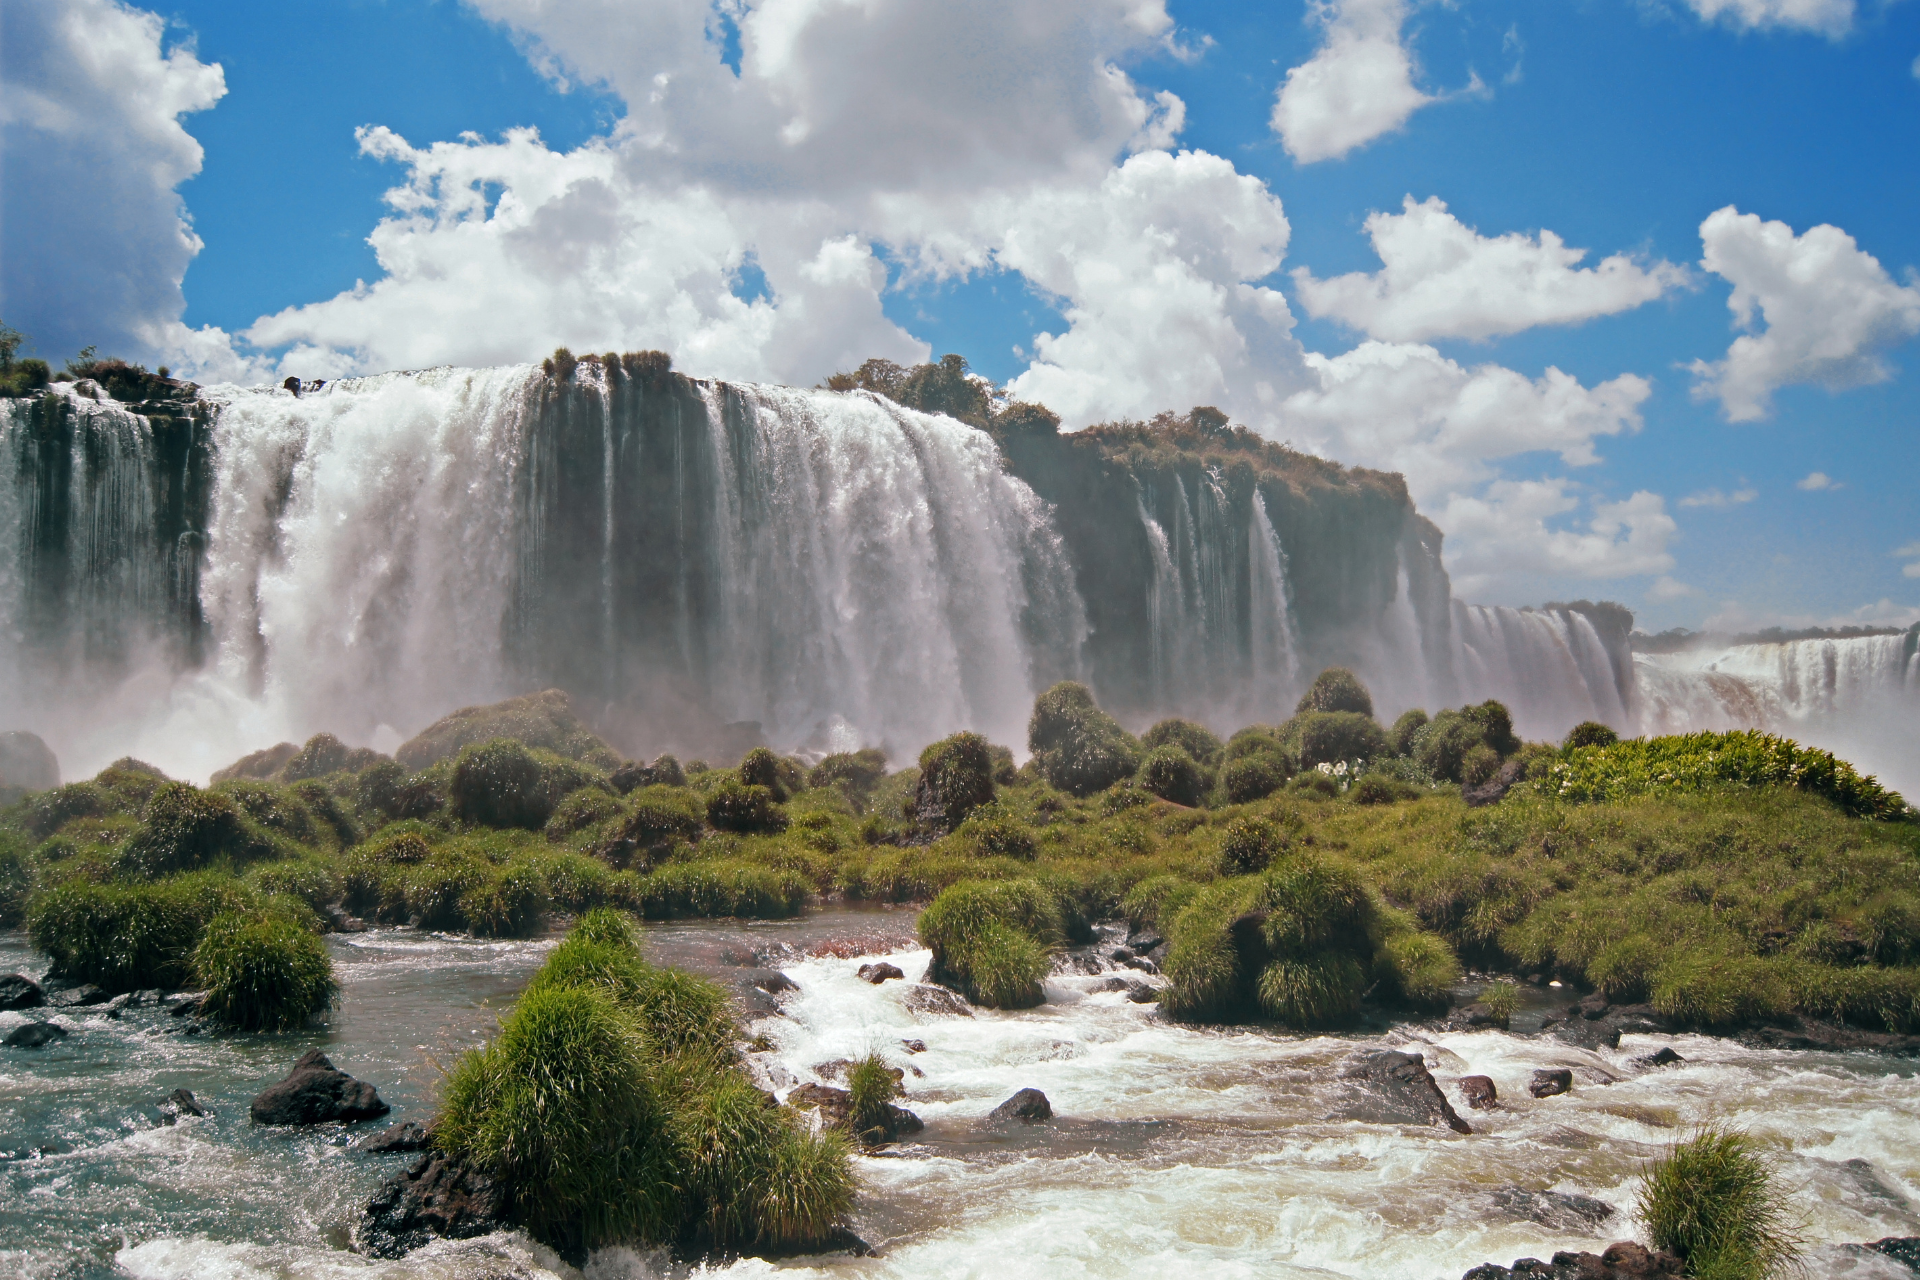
[1247,490,1299,704]
[1451,603,1632,740]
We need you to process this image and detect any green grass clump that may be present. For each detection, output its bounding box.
[243,858,341,914]
[914,732,998,831]
[807,749,889,812]
[846,1053,902,1145]
[1295,711,1387,769]
[192,910,338,1031]
[449,738,602,829]
[1534,730,1914,822]
[1142,719,1224,768]
[546,786,622,838]
[437,913,853,1255]
[117,782,275,876]
[1480,978,1521,1025]
[705,780,790,834]
[619,785,705,859]
[1222,752,1289,803]
[1297,667,1374,717]
[620,861,809,920]
[1218,816,1282,874]
[458,860,549,937]
[1638,1125,1800,1278]
[918,878,1063,1008]
[27,873,255,991]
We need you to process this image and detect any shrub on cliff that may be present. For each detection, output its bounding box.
[919,878,1064,1008]
[193,910,338,1031]
[1139,746,1206,807]
[1142,719,1224,768]
[737,747,805,802]
[1638,1125,1800,1280]
[1296,668,1374,718]
[280,733,352,782]
[915,732,997,832]
[118,782,273,876]
[1028,682,1139,797]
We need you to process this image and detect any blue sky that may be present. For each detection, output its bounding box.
[3,0,1917,629]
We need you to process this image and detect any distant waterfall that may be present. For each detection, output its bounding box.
[1247,491,1299,700]
[1451,603,1632,740]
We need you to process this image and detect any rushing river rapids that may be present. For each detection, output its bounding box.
[6,911,1919,1280]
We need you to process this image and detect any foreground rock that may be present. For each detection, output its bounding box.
[1458,1075,1498,1110]
[357,1153,508,1258]
[4,1021,67,1049]
[1337,1050,1471,1134]
[158,1089,209,1124]
[0,975,44,1011]
[987,1088,1052,1124]
[1463,1242,1681,1279]
[857,962,904,984]
[903,984,973,1018]
[251,1050,391,1126]
[1529,1068,1573,1099]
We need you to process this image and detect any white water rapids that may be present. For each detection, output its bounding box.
[13,918,1913,1280]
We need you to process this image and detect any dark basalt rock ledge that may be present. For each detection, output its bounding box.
[1462,1237,1920,1279]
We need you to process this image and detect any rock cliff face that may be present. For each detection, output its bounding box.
[0,367,1641,765]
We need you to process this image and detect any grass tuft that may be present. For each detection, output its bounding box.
[1638,1125,1801,1278]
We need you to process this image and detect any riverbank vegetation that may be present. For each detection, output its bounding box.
[4,676,1916,1035]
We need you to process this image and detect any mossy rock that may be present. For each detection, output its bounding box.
[1028,682,1139,798]
[914,732,997,832]
[396,689,621,772]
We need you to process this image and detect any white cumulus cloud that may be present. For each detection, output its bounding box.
[1436,481,1677,597]
[1796,471,1842,491]
[1678,486,1758,509]
[1271,0,1433,164]
[0,0,229,366]
[1689,206,1920,422]
[1292,195,1688,342]
[1682,0,1855,38]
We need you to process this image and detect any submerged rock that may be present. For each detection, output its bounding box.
[987,1088,1052,1124]
[357,1152,508,1259]
[1462,1241,1682,1279]
[1487,1187,1615,1232]
[903,983,973,1018]
[251,1050,391,1126]
[1634,1046,1684,1069]
[1337,1050,1472,1134]
[0,975,44,1011]
[3,1021,67,1049]
[158,1089,208,1124]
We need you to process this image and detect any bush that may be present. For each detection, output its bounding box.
[956,813,1036,860]
[1352,773,1420,805]
[621,785,706,854]
[1535,730,1913,822]
[1638,1126,1800,1279]
[1139,746,1205,807]
[919,878,1062,1008]
[1027,682,1140,797]
[1296,712,1388,769]
[611,754,686,793]
[118,782,253,876]
[914,732,997,831]
[280,733,352,782]
[403,856,489,930]
[1564,721,1619,751]
[1142,719,1225,768]
[243,858,340,913]
[1480,979,1520,1026]
[620,861,808,920]
[807,749,889,810]
[193,910,338,1031]
[1123,874,1200,932]
[459,861,549,937]
[1226,726,1286,760]
[737,747,792,801]
[1460,744,1502,788]
[449,738,597,830]
[1296,667,1374,718]
[705,780,789,834]
[1460,701,1520,757]
[24,782,110,840]
[547,786,622,838]
[1413,711,1487,785]
[1218,816,1282,875]
[536,851,616,912]
[1388,709,1429,757]
[1222,752,1289,803]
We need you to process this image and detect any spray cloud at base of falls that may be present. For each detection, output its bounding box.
[2,365,1917,790]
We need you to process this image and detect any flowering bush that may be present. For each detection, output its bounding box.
[1537,731,1914,822]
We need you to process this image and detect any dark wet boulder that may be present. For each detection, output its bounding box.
[4,1021,67,1048]
[1487,1186,1614,1232]
[901,1039,927,1054]
[857,962,905,984]
[158,1088,208,1124]
[46,983,108,1008]
[357,1152,507,1258]
[1548,1002,1669,1050]
[1738,1016,1920,1056]
[251,1050,390,1126]
[1868,1239,1920,1270]
[1337,1050,1472,1134]
[987,1088,1052,1124]
[1529,1068,1573,1099]
[903,983,973,1018]
[1458,1075,1498,1110]
[787,1081,853,1127]
[353,1120,431,1153]
[0,975,43,1011]
[1573,992,1610,1021]
[748,969,799,995]
[1462,758,1525,808]
[1126,982,1160,1004]
[1461,1241,1683,1279]
[1635,1046,1684,1068]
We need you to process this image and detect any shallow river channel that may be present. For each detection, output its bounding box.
[4,909,1919,1279]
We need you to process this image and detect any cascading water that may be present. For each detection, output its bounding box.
[1246,490,1300,703]
[1451,603,1633,741]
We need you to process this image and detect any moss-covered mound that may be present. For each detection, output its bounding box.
[396,689,621,772]
[918,879,1066,1008]
[1027,682,1139,797]
[437,910,854,1256]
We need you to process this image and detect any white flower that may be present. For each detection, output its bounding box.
[1334,761,1349,776]
[1317,762,1334,776]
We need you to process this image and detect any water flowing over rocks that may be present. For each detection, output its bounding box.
[156,1088,208,1124]
[987,1088,1053,1124]
[250,1049,390,1126]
